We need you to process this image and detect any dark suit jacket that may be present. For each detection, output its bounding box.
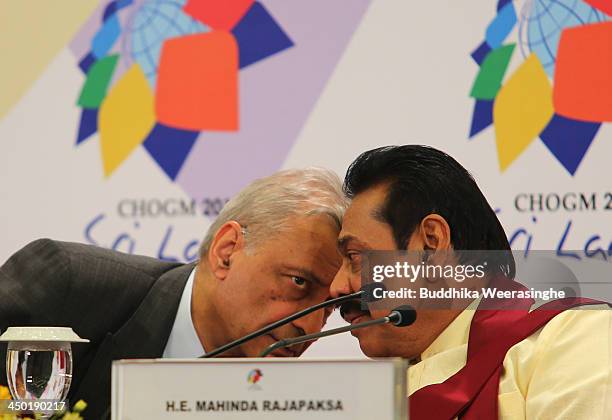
[0,239,194,419]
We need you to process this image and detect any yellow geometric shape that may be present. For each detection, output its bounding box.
[98,64,155,177]
[493,53,554,171]
[0,0,99,120]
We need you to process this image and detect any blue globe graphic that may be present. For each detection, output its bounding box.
[123,0,208,86]
[518,0,608,77]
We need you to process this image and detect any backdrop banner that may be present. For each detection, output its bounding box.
[1,0,610,357]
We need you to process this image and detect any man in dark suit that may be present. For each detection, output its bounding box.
[0,168,348,419]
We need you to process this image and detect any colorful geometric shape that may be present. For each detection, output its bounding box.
[99,63,155,177]
[91,15,121,59]
[518,0,607,78]
[156,31,238,131]
[77,54,119,108]
[469,100,494,138]
[76,108,98,145]
[177,0,372,198]
[493,54,554,171]
[129,1,208,87]
[102,1,118,21]
[232,2,294,69]
[102,0,133,21]
[471,41,492,65]
[540,114,601,175]
[470,44,515,100]
[583,0,612,16]
[78,52,96,74]
[486,2,517,49]
[553,21,612,123]
[183,0,253,31]
[143,123,199,181]
[497,0,512,11]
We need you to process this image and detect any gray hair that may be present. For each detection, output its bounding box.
[199,167,349,257]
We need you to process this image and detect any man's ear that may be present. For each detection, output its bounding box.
[417,214,452,251]
[207,221,245,280]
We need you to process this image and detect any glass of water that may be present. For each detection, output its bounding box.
[6,341,72,402]
[0,326,89,417]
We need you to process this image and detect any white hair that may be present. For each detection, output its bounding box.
[199,167,349,257]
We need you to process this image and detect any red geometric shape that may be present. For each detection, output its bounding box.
[553,22,612,123]
[583,0,612,16]
[183,0,254,31]
[156,31,239,131]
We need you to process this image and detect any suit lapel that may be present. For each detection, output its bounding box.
[112,263,195,358]
[72,263,194,419]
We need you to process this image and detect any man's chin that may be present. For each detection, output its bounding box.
[355,333,395,358]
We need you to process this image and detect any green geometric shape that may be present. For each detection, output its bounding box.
[470,44,515,100]
[77,54,119,108]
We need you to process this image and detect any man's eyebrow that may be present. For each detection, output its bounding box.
[370,205,387,223]
[337,235,369,254]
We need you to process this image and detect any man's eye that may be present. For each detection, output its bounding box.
[347,252,362,267]
[291,276,308,288]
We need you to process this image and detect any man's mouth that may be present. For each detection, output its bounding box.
[340,300,371,325]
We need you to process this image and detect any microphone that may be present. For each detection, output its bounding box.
[202,289,359,358]
[201,283,388,358]
[259,305,416,357]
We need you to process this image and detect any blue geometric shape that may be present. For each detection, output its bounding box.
[76,108,98,145]
[232,1,294,69]
[103,1,118,21]
[497,0,512,11]
[540,114,601,175]
[79,52,96,74]
[103,0,133,21]
[143,123,199,180]
[471,41,492,65]
[129,0,207,87]
[486,2,517,48]
[92,15,121,59]
[469,99,494,138]
[117,0,133,8]
[518,0,608,78]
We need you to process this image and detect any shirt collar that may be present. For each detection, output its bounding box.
[162,267,205,358]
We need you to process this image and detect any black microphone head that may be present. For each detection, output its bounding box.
[389,305,417,327]
[360,283,387,303]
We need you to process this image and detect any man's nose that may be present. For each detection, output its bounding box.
[329,264,355,298]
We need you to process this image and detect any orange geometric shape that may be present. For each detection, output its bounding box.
[183,0,254,31]
[156,31,239,131]
[553,21,612,123]
[583,0,612,16]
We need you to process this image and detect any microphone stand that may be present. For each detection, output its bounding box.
[259,316,391,357]
[259,306,415,357]
[201,290,363,358]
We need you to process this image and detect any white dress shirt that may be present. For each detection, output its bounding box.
[162,267,205,358]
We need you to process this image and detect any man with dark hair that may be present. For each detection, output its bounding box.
[331,145,612,419]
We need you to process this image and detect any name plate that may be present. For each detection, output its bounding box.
[112,358,407,419]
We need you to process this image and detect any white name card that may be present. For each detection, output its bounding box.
[112,358,407,419]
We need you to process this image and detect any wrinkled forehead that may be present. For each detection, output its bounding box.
[259,214,342,284]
